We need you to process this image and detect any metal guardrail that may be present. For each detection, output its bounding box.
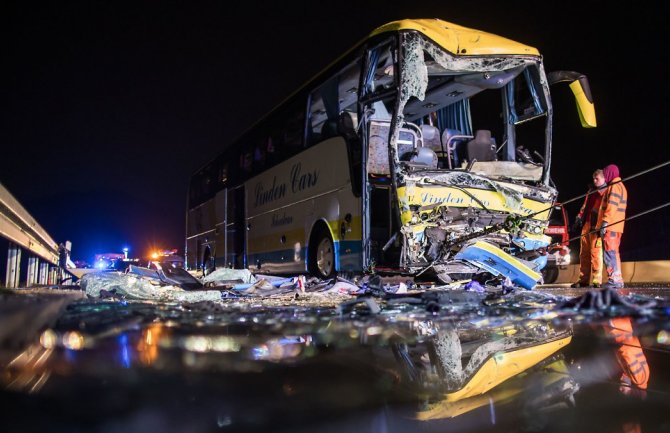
[549,260,670,285]
[0,183,59,263]
[1,182,73,287]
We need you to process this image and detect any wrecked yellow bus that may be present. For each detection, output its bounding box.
[186,18,595,287]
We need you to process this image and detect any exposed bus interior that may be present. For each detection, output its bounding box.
[363,33,558,282]
[394,34,551,181]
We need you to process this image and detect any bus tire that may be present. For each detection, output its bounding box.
[309,224,336,279]
[541,265,559,284]
[202,247,212,276]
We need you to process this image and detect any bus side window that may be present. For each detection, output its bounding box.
[193,165,215,205]
[253,142,266,175]
[283,108,304,154]
[239,147,253,179]
[217,158,229,186]
[262,98,304,161]
[267,125,284,162]
[363,40,396,99]
[188,174,200,208]
[265,136,278,167]
[307,94,326,146]
[307,57,361,147]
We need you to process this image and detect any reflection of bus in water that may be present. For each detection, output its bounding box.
[186,19,596,283]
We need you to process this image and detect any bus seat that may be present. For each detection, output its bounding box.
[321,119,339,140]
[338,111,358,141]
[441,128,462,151]
[368,133,390,174]
[405,147,438,168]
[467,129,496,163]
[420,124,442,152]
[441,128,462,168]
[397,142,414,161]
[368,121,422,174]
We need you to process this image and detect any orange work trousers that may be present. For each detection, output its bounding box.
[604,231,624,284]
[607,317,649,392]
[578,222,603,285]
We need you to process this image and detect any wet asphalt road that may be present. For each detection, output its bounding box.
[537,283,670,298]
[1,284,669,433]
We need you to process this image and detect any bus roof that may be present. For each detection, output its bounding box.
[192,18,539,176]
[370,18,539,56]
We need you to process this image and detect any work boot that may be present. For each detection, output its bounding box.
[570,281,589,288]
[602,281,624,289]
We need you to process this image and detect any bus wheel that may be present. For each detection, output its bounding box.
[541,266,559,284]
[310,226,335,279]
[202,247,212,276]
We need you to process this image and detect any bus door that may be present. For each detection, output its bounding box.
[226,185,246,269]
[365,120,415,268]
[361,38,401,270]
[189,201,217,272]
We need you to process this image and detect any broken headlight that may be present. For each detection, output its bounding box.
[522,219,547,235]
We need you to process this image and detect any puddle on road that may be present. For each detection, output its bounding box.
[1,287,669,433]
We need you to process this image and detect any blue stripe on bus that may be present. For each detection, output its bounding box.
[334,240,340,271]
[247,249,306,271]
[246,240,363,273]
[337,240,363,256]
[338,240,363,272]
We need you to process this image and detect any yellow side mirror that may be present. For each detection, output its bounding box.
[569,79,597,128]
[548,71,597,128]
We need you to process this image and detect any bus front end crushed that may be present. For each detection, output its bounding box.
[359,23,592,288]
[396,171,555,288]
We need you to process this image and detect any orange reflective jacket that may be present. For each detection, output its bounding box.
[597,177,627,233]
[578,189,604,227]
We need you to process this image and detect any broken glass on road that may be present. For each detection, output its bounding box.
[1,281,669,432]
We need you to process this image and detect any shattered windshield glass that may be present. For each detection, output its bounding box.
[395,32,550,182]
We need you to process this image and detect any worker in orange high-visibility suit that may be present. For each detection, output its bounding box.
[571,169,606,288]
[597,164,628,289]
[605,316,649,433]
[606,317,649,395]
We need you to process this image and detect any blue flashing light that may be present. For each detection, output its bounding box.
[118,334,131,368]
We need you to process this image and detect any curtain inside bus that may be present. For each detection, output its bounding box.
[436,101,473,137]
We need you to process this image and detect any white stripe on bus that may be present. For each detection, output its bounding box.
[246,184,352,219]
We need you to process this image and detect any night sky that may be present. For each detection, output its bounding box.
[3,1,669,263]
